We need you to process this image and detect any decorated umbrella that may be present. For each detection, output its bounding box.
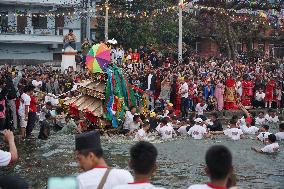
[86,43,110,73]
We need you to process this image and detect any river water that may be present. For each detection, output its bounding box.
[1,132,284,189]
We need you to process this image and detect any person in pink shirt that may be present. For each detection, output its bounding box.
[0,91,6,130]
[214,79,225,111]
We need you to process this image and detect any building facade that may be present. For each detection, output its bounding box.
[0,0,82,63]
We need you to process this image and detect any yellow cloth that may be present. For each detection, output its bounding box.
[150,111,156,117]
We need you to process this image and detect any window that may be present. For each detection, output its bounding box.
[0,12,8,32]
[32,14,47,29]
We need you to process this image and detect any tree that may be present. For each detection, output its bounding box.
[95,0,281,59]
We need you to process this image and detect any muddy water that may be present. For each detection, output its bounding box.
[1,133,284,189]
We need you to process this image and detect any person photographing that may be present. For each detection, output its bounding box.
[0,130,18,166]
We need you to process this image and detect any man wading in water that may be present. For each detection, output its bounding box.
[75,131,133,189]
[113,141,165,189]
[188,145,238,189]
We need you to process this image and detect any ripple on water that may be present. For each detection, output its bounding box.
[1,131,284,189]
[42,149,70,157]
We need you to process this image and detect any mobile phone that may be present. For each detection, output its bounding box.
[47,177,77,189]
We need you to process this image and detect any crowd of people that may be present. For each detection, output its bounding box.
[0,42,283,188]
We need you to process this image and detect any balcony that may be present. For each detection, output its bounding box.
[0,33,63,44]
[0,27,80,45]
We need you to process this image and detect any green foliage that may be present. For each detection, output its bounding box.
[96,0,276,58]
[97,0,178,50]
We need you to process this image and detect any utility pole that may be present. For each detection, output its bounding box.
[104,0,109,42]
[86,0,91,40]
[178,0,183,64]
[81,0,93,41]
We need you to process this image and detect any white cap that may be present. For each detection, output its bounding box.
[194,118,203,123]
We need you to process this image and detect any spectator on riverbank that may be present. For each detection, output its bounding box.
[18,85,34,138]
[0,130,18,166]
[26,87,37,139]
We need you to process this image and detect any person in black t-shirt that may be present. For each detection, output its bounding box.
[206,113,223,131]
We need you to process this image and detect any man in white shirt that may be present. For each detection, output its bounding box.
[265,110,279,124]
[156,118,175,140]
[123,106,136,134]
[32,76,42,89]
[257,125,271,142]
[255,111,266,126]
[223,120,244,140]
[187,118,209,140]
[239,118,259,135]
[113,141,165,189]
[195,100,208,120]
[252,134,279,154]
[39,101,53,123]
[134,123,150,141]
[177,120,191,135]
[18,85,34,138]
[129,114,142,133]
[76,131,133,189]
[116,47,124,66]
[253,88,265,108]
[179,77,189,119]
[275,123,284,141]
[0,130,18,167]
[110,47,117,63]
[188,145,234,189]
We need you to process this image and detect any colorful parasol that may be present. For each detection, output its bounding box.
[86,43,110,73]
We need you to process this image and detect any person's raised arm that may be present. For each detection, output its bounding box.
[251,146,262,153]
[238,103,250,118]
[3,130,18,161]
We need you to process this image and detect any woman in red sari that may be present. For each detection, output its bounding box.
[224,73,238,110]
[241,76,254,109]
[265,77,276,108]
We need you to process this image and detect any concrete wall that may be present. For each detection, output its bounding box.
[0,34,63,44]
[0,43,54,60]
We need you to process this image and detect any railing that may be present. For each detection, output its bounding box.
[1,0,81,6]
[0,26,64,36]
[0,26,81,44]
